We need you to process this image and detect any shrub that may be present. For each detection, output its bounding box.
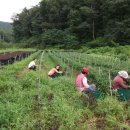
[26,36,41,47]
[95,97,125,118]
[118,54,128,61]
[19,71,37,89]
[42,29,65,47]
[41,29,79,49]
[0,42,13,49]
[63,34,79,49]
[87,37,118,48]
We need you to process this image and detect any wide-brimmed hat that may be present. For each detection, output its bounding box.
[118,71,129,79]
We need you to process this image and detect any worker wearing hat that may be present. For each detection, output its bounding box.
[75,68,96,93]
[112,70,130,89]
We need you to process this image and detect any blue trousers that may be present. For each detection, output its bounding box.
[49,73,62,78]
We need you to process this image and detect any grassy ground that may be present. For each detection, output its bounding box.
[0,48,36,53]
[1,51,130,130]
[33,52,130,130]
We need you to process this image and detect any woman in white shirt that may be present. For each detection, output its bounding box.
[28,58,37,70]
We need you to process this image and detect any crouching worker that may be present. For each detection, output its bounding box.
[28,58,38,70]
[112,71,130,100]
[75,68,96,93]
[48,65,63,79]
[112,70,130,89]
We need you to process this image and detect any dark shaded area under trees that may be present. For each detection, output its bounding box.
[12,0,130,48]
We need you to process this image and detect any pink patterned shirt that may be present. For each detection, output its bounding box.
[112,75,129,89]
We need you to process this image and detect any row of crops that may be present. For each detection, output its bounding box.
[1,50,130,130]
[48,50,130,94]
[0,50,43,129]
[42,51,130,129]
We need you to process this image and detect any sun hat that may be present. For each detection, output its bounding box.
[118,71,129,79]
[82,68,89,74]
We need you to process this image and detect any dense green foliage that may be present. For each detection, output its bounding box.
[48,50,130,94]
[1,50,130,129]
[0,42,14,48]
[0,51,40,129]
[12,0,130,48]
[80,45,130,57]
[0,21,12,42]
[0,41,37,49]
[41,29,79,49]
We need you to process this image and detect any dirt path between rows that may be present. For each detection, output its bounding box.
[16,68,28,80]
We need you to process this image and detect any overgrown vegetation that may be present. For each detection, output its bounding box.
[0,51,40,129]
[81,45,130,58]
[1,50,130,129]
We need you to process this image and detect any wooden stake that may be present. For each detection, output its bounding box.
[109,71,112,96]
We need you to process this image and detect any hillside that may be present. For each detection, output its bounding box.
[0,21,12,33]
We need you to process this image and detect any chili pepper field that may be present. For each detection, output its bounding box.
[0,50,130,130]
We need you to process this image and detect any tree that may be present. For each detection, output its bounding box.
[12,0,130,47]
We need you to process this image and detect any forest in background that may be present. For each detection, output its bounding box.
[0,21,12,33]
[11,0,130,49]
[0,21,12,42]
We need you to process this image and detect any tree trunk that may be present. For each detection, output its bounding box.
[93,20,95,40]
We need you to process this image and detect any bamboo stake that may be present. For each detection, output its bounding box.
[109,71,112,96]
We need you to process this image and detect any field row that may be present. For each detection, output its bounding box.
[0,50,130,130]
[48,51,130,94]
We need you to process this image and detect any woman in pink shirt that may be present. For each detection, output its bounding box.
[112,71,130,89]
[75,68,96,93]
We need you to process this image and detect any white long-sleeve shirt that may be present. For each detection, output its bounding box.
[83,77,89,88]
[28,61,35,68]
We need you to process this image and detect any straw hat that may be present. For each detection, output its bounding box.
[118,71,129,79]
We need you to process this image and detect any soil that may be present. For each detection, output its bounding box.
[86,117,106,130]
[48,116,60,130]
[96,118,105,129]
[16,68,28,80]
[47,93,54,101]
[125,118,130,126]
